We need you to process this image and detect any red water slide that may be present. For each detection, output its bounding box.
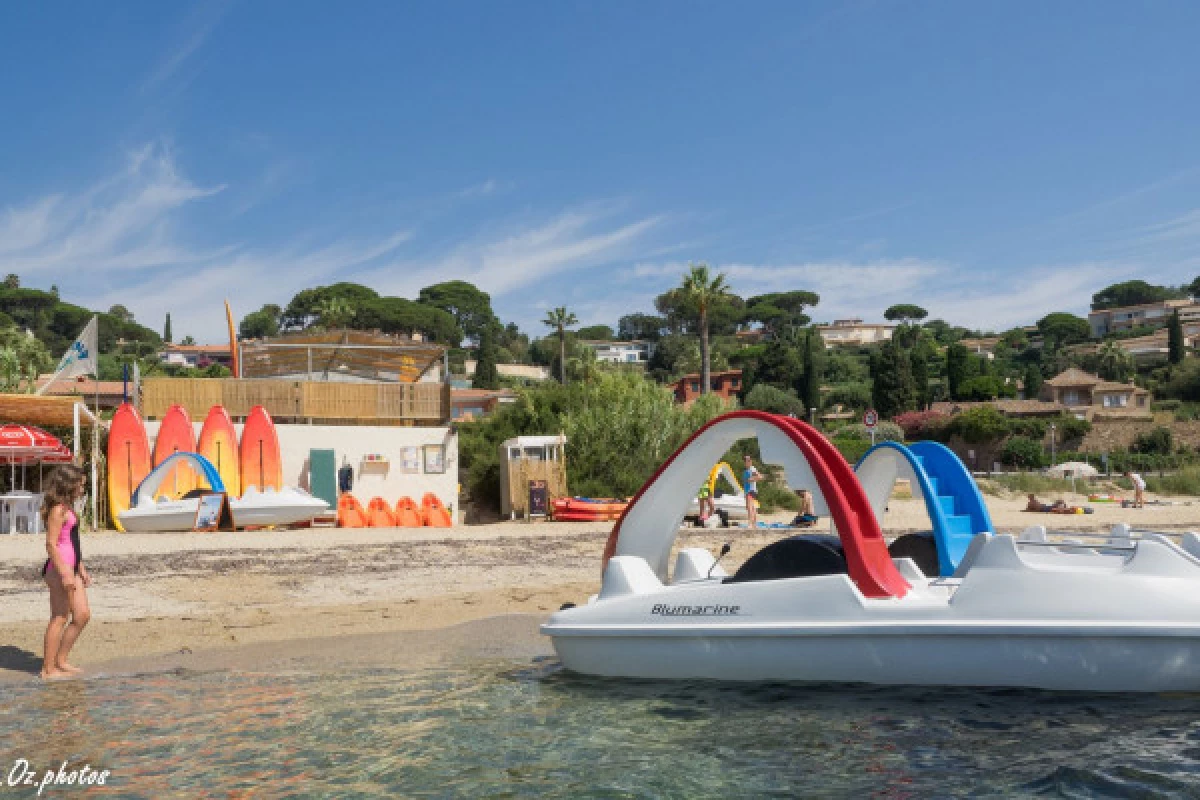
[602,410,909,599]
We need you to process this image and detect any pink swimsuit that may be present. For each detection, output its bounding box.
[44,509,80,577]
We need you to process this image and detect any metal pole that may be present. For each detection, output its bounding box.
[1050,423,1056,466]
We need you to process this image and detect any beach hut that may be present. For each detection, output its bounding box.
[499,434,567,519]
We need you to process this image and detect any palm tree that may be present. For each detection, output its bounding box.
[1096,340,1134,383]
[679,263,730,395]
[567,344,600,384]
[317,296,354,330]
[543,306,578,383]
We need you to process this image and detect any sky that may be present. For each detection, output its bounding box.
[1,1,1199,344]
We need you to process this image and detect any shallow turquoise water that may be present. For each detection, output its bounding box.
[4,659,1200,798]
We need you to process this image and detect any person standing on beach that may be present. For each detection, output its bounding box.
[1125,471,1146,508]
[40,465,90,680]
[742,454,762,528]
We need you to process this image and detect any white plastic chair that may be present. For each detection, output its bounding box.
[4,493,41,535]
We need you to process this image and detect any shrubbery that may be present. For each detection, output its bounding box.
[459,372,729,508]
[837,421,904,442]
[1132,426,1173,456]
[743,384,807,418]
[999,435,1045,468]
[948,406,1010,444]
[893,410,950,441]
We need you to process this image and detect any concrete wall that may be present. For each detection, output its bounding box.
[145,421,460,512]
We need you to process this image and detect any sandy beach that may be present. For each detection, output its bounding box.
[1,491,1195,681]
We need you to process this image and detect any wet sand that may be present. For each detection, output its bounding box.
[0,493,1194,682]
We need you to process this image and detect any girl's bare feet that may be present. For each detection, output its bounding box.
[40,668,72,681]
[56,662,83,675]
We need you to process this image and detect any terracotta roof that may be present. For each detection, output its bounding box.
[1092,381,1149,394]
[675,369,743,383]
[1044,367,1102,387]
[930,399,1065,416]
[162,343,231,354]
[35,376,128,396]
[451,388,517,401]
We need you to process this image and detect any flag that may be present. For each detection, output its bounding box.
[52,316,98,380]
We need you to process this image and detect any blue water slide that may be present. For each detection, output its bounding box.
[855,441,993,576]
[132,452,226,506]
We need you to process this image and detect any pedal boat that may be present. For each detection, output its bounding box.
[542,411,1200,691]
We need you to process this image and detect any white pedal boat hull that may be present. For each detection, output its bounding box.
[544,535,1200,692]
[118,488,328,532]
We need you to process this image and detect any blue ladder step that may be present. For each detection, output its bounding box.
[937,495,957,515]
[945,514,974,536]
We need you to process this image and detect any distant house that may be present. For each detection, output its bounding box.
[1040,367,1152,419]
[815,319,896,347]
[159,343,233,369]
[734,328,767,346]
[1073,329,1198,363]
[930,399,1066,418]
[958,337,1001,360]
[673,369,742,404]
[463,361,551,382]
[451,388,518,421]
[581,340,656,364]
[1087,298,1197,338]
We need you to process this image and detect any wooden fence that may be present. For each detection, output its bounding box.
[142,378,449,424]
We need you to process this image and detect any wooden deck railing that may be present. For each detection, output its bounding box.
[141,378,449,424]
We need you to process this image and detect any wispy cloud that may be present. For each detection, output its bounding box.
[141,0,232,94]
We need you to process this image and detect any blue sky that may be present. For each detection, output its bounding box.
[1,1,1199,343]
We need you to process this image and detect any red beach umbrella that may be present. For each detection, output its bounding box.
[0,425,61,462]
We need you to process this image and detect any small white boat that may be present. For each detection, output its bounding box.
[119,487,329,532]
[117,452,328,532]
[542,411,1200,691]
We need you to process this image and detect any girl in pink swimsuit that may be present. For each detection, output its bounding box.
[41,465,90,680]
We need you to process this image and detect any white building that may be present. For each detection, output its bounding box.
[1088,298,1196,338]
[815,319,896,347]
[581,340,656,364]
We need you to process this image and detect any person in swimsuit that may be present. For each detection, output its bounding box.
[41,465,90,680]
[742,455,762,528]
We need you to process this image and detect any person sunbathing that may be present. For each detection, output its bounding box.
[1025,494,1081,514]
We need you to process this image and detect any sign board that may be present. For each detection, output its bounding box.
[528,479,548,519]
[193,493,234,532]
[863,409,879,428]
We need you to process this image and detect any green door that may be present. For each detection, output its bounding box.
[309,449,337,509]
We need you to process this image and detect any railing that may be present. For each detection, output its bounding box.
[141,378,449,424]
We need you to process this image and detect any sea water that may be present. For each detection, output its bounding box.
[3,660,1200,798]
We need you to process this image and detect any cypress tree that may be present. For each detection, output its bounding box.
[945,342,970,400]
[472,324,500,389]
[799,328,823,413]
[910,345,929,410]
[164,312,173,343]
[871,339,916,417]
[1023,363,1043,400]
[1168,309,1185,365]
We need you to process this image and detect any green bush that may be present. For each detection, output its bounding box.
[838,421,904,442]
[756,482,802,513]
[1146,467,1200,496]
[978,473,1077,496]
[1132,426,1173,456]
[823,382,872,410]
[832,436,872,465]
[1007,418,1048,439]
[743,384,807,417]
[1056,415,1092,441]
[1000,436,1046,468]
[949,406,1010,443]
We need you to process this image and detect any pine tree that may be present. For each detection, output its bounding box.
[1168,309,1185,365]
[164,313,173,343]
[472,324,500,389]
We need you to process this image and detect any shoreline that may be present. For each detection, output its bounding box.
[1,494,1194,682]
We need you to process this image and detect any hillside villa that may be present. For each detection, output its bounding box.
[673,369,743,404]
[1088,297,1199,338]
[1039,368,1152,420]
[581,340,656,364]
[158,343,234,369]
[815,319,896,347]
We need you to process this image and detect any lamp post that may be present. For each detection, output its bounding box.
[1049,422,1057,466]
[809,407,817,427]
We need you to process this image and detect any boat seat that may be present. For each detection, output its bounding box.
[949,533,990,579]
[725,535,846,584]
[673,548,725,583]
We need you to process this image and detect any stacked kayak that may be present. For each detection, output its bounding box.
[553,497,628,522]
